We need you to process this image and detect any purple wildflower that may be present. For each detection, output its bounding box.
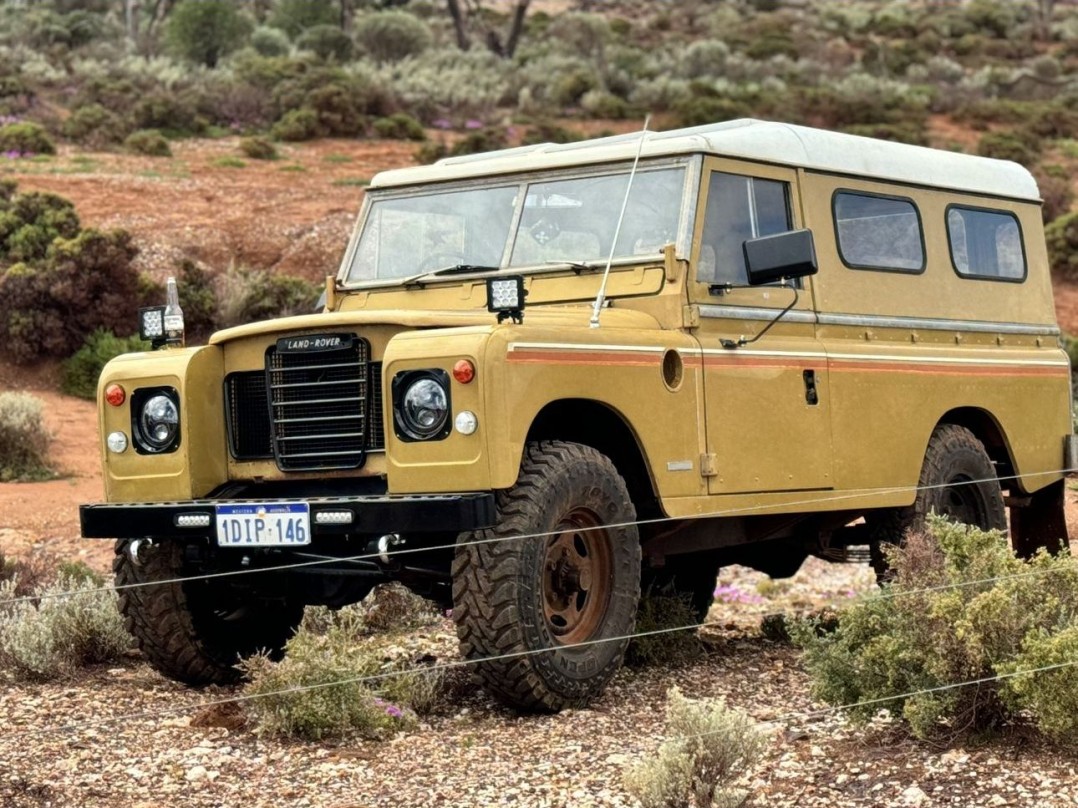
[2,149,22,159]
[384,703,404,719]
[464,119,483,130]
[713,584,763,605]
[432,118,452,130]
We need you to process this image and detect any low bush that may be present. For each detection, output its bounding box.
[449,128,508,157]
[976,130,1039,164]
[0,228,141,363]
[413,139,448,165]
[625,593,702,668]
[1033,165,1074,224]
[520,121,581,146]
[250,25,291,58]
[0,122,55,156]
[240,599,444,740]
[296,24,353,62]
[215,266,320,328]
[62,103,128,148]
[61,329,148,400]
[271,107,320,142]
[0,573,132,681]
[354,10,432,64]
[372,113,426,141]
[239,135,278,160]
[123,129,171,157]
[0,392,51,481]
[1046,212,1078,280]
[623,686,767,808]
[792,517,1078,742]
[0,550,54,601]
[130,91,202,137]
[0,189,80,264]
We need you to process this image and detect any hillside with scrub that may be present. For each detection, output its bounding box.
[4,2,1078,807]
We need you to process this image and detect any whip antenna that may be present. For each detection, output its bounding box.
[590,115,651,329]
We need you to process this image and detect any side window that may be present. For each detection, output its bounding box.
[698,172,791,285]
[833,191,925,273]
[946,206,1026,282]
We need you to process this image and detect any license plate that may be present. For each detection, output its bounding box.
[215,502,311,547]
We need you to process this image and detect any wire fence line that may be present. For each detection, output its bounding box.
[2,465,1074,608]
[8,604,1078,749]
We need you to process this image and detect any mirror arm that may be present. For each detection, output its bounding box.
[719,282,799,350]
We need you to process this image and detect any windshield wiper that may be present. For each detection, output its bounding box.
[545,259,600,274]
[401,264,501,288]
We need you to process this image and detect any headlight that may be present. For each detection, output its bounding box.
[132,388,180,454]
[392,371,451,441]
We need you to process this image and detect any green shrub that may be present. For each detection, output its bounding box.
[0,123,55,156]
[61,329,148,400]
[213,156,246,169]
[977,130,1039,164]
[1046,212,1078,279]
[625,593,702,668]
[267,0,338,39]
[0,228,140,363]
[165,0,252,68]
[449,128,508,157]
[251,25,292,57]
[123,129,171,157]
[520,121,581,146]
[580,89,630,119]
[372,113,426,141]
[239,135,279,160]
[271,108,320,142]
[296,24,353,61]
[792,518,1078,742]
[1033,165,1074,224]
[623,686,766,808]
[414,140,447,165]
[0,392,51,482]
[305,83,368,136]
[354,10,432,64]
[131,92,201,137]
[62,103,128,148]
[0,189,80,264]
[215,266,320,328]
[0,550,54,600]
[0,573,132,681]
[240,600,443,740]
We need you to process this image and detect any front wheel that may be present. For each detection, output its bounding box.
[452,441,641,712]
[114,539,304,685]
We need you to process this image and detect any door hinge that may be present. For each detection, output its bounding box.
[700,452,718,478]
[683,304,700,329]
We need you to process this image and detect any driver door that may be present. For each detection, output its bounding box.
[690,159,834,494]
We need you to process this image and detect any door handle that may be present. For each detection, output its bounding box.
[803,370,819,405]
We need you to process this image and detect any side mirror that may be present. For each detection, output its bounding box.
[744,229,818,286]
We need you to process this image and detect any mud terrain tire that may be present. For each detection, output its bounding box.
[452,441,641,712]
[869,423,1006,577]
[114,539,303,685]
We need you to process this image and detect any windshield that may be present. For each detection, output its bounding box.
[344,165,686,285]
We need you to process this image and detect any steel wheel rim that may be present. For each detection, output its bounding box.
[542,507,613,645]
[940,474,986,527]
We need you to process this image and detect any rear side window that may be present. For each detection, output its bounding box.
[946,206,1026,282]
[833,191,925,273]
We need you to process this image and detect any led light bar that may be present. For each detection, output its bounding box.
[315,510,354,525]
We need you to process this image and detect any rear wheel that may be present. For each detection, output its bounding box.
[869,424,1006,578]
[452,441,641,711]
[114,539,304,685]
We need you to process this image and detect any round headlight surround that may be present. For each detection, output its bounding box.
[392,370,451,442]
[132,388,181,454]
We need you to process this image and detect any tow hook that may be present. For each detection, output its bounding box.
[128,538,155,567]
[375,533,403,564]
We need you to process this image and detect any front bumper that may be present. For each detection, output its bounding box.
[80,493,497,539]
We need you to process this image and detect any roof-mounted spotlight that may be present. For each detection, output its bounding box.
[486,275,526,324]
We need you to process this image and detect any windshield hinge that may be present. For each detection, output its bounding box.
[700,453,718,478]
[682,304,700,329]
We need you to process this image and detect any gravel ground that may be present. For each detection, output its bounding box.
[4,558,1078,808]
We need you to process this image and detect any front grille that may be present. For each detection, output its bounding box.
[225,336,385,468]
[226,372,272,460]
[368,362,385,451]
[267,335,370,471]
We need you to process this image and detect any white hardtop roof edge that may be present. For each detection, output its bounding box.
[369,118,1041,203]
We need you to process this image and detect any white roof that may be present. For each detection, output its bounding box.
[370,118,1040,202]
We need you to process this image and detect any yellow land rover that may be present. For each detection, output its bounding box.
[81,119,1074,711]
